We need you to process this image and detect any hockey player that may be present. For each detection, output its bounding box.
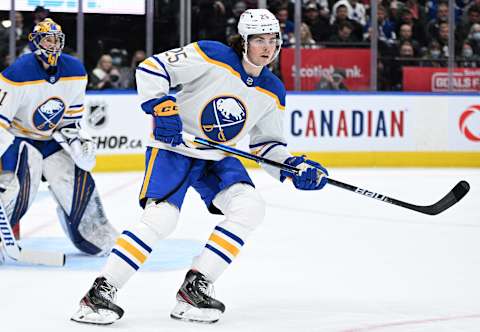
[0,19,118,262]
[71,9,328,325]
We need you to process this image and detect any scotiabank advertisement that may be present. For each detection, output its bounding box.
[280,48,371,91]
[403,67,480,92]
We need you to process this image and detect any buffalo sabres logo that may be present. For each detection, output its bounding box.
[32,97,65,131]
[201,96,247,142]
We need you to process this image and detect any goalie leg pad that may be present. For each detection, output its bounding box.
[0,141,43,234]
[43,150,118,255]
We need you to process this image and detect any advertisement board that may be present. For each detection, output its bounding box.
[448,100,480,150]
[280,48,371,91]
[82,92,479,170]
[81,93,150,156]
[403,67,480,92]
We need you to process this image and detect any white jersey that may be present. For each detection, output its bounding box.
[0,53,87,141]
[136,40,292,179]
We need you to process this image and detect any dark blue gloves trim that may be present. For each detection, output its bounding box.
[280,156,329,190]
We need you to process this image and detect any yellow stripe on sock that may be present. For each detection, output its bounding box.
[116,238,147,263]
[209,233,239,257]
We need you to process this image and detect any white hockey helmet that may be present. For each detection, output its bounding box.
[237,9,282,67]
[238,9,281,40]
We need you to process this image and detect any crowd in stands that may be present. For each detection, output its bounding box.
[0,1,479,91]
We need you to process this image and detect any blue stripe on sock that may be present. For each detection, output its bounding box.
[122,230,152,253]
[112,248,139,270]
[205,244,232,264]
[214,226,244,246]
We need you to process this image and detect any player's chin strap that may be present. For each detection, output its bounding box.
[181,132,470,216]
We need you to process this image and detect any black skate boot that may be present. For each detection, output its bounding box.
[71,277,124,325]
[170,269,225,323]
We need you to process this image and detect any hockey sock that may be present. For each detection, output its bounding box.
[192,221,248,282]
[101,200,179,289]
[101,223,157,289]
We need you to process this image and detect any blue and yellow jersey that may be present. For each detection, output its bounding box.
[136,40,291,177]
[0,53,87,140]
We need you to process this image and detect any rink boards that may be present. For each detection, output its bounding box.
[81,91,480,171]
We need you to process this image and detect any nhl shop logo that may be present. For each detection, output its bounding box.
[33,97,65,131]
[86,101,108,129]
[200,96,247,142]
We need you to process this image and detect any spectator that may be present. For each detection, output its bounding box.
[32,6,50,27]
[110,48,131,89]
[192,0,228,43]
[458,5,480,44]
[329,21,359,45]
[396,23,421,55]
[331,0,367,27]
[458,41,479,67]
[225,1,247,38]
[275,6,294,47]
[88,54,122,90]
[289,22,318,48]
[467,23,480,54]
[331,4,364,41]
[391,41,416,90]
[0,12,29,58]
[128,50,146,89]
[436,22,450,56]
[316,68,348,90]
[303,2,331,42]
[421,40,446,67]
[364,5,396,45]
[396,7,427,46]
[426,1,448,41]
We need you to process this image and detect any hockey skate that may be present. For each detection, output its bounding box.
[171,269,225,324]
[71,277,124,325]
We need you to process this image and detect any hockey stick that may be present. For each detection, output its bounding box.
[0,199,65,266]
[182,133,470,216]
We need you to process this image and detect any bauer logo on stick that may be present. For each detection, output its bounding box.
[200,96,247,142]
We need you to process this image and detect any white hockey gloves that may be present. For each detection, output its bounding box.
[0,126,14,158]
[52,126,96,172]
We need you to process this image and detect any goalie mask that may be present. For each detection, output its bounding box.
[28,18,65,68]
[237,9,282,68]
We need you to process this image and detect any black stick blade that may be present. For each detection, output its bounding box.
[415,180,470,215]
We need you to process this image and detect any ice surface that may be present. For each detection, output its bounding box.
[1,168,479,332]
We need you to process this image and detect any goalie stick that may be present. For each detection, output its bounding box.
[0,199,65,266]
[182,133,470,216]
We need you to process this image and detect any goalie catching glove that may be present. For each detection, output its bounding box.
[280,156,328,190]
[52,125,96,172]
[141,95,183,147]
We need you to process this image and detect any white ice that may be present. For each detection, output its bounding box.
[1,168,479,332]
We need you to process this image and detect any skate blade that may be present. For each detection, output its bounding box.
[70,305,120,325]
[170,301,221,324]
